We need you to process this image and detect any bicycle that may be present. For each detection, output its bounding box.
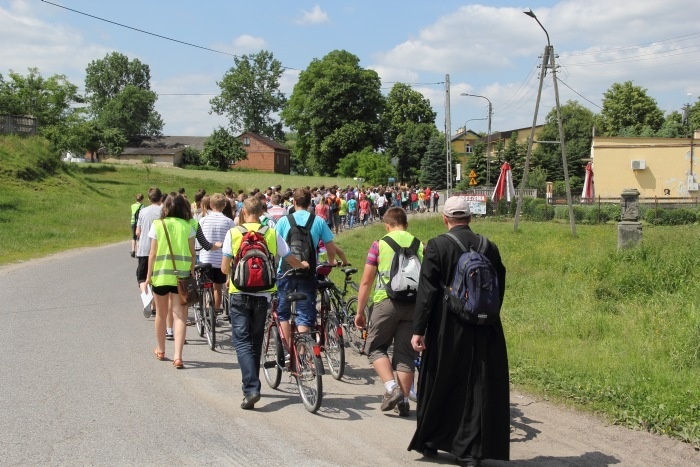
[190,263,216,350]
[315,263,346,380]
[262,269,324,413]
[320,265,372,356]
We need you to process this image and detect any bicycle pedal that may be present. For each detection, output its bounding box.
[263,361,277,369]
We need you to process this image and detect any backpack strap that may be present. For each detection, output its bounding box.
[235,225,248,235]
[380,235,401,252]
[445,232,488,254]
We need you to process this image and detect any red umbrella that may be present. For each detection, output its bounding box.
[581,162,594,203]
[492,162,516,202]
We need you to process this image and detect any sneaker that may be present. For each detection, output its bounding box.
[165,332,174,341]
[395,401,410,417]
[240,393,260,410]
[130,251,135,258]
[380,386,403,411]
[409,387,418,403]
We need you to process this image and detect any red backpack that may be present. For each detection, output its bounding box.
[231,225,276,292]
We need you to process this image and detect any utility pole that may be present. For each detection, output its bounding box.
[445,74,452,196]
[515,9,576,237]
[514,45,549,231]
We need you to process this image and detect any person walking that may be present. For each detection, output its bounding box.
[198,193,235,313]
[221,196,308,410]
[135,187,163,317]
[408,196,509,466]
[130,194,144,257]
[146,193,196,369]
[354,207,423,417]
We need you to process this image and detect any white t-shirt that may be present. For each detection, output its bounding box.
[199,211,235,267]
[136,204,163,257]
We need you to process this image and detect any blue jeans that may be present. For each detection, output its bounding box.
[276,276,316,327]
[229,293,269,397]
[348,212,356,228]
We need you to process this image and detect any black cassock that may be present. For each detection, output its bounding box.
[408,224,510,461]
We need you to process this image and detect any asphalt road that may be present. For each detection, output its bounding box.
[1,242,699,466]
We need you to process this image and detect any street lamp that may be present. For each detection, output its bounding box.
[461,93,493,185]
[524,8,550,47]
[462,117,487,153]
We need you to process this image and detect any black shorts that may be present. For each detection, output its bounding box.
[131,224,137,240]
[136,256,149,284]
[208,267,227,284]
[152,285,179,296]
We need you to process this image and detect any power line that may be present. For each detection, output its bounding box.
[39,0,302,71]
[560,32,700,58]
[556,78,602,110]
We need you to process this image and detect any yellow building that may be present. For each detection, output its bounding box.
[592,132,699,198]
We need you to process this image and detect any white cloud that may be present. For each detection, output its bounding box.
[211,34,267,56]
[295,5,330,26]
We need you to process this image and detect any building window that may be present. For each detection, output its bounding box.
[242,136,250,146]
[465,144,473,154]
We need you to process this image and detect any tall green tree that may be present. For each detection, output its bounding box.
[84,52,163,155]
[463,140,487,188]
[532,100,595,180]
[210,50,286,140]
[597,81,664,136]
[383,83,437,182]
[281,50,384,175]
[657,111,685,138]
[336,147,395,185]
[419,133,451,189]
[202,127,247,171]
[503,132,528,187]
[0,68,80,127]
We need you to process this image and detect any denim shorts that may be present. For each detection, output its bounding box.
[276,275,317,327]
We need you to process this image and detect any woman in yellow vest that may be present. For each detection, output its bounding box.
[146,193,196,369]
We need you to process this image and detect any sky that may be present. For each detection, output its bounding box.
[2,0,699,138]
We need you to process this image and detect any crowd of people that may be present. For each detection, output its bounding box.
[130,183,508,467]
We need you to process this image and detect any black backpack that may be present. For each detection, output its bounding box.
[443,233,501,325]
[378,236,422,302]
[281,213,317,278]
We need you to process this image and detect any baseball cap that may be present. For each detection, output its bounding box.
[443,196,471,218]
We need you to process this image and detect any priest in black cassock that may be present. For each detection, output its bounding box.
[408,196,510,467]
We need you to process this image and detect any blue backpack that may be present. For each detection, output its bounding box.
[443,233,501,325]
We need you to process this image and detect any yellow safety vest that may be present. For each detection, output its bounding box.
[151,218,193,287]
[227,222,279,294]
[374,230,423,304]
[130,202,143,225]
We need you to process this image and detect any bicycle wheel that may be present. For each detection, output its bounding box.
[203,288,216,350]
[295,335,323,413]
[263,323,283,389]
[324,314,345,380]
[344,297,366,355]
[221,287,230,324]
[194,297,205,337]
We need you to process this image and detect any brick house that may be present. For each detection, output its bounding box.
[233,132,290,174]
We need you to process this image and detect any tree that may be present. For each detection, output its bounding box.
[597,81,664,136]
[202,127,246,171]
[281,50,384,175]
[383,83,437,182]
[532,100,595,181]
[419,133,450,189]
[210,50,286,140]
[336,147,395,186]
[657,111,685,138]
[503,132,528,187]
[460,140,487,189]
[0,68,80,127]
[527,166,548,198]
[84,52,163,155]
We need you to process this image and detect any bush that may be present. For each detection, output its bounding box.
[142,156,154,164]
[667,208,696,225]
[533,202,554,221]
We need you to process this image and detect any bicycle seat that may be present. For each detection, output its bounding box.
[342,267,358,276]
[286,292,307,302]
[194,263,212,272]
[316,280,335,290]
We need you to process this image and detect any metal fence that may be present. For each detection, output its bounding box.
[0,115,38,135]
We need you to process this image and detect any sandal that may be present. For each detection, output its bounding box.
[154,348,165,361]
[173,358,184,369]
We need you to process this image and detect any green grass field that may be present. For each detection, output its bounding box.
[3,135,699,446]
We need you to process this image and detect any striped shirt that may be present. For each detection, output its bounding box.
[198,212,234,267]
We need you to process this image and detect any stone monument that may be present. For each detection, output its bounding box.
[618,188,642,249]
